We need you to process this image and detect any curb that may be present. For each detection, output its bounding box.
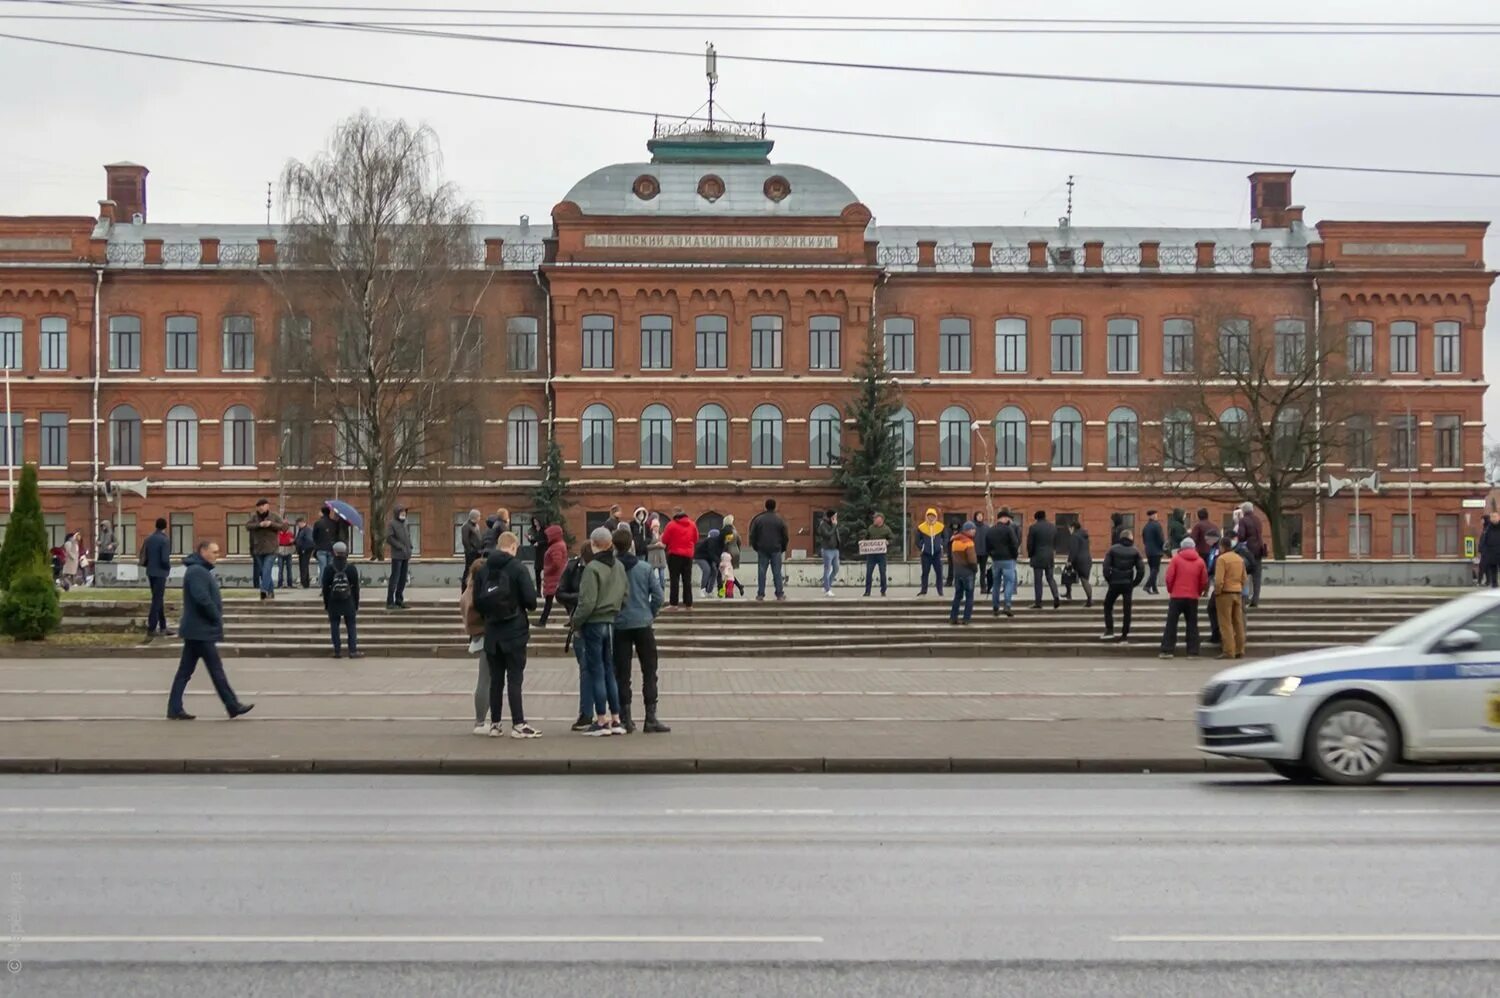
[0,756,1267,775]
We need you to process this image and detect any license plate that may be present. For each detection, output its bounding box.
[1196,709,1211,728]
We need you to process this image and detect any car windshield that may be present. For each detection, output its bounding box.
[1368,593,1493,648]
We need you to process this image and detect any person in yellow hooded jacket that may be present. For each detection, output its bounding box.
[916,508,946,596]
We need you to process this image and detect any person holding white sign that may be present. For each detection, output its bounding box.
[861,513,893,597]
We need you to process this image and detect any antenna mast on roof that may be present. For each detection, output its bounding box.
[265,181,272,226]
[1064,175,1075,227]
[705,42,718,131]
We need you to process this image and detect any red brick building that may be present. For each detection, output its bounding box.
[0,132,1491,563]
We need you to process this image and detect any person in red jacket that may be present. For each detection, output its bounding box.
[1160,537,1209,658]
[660,507,700,610]
[537,524,568,627]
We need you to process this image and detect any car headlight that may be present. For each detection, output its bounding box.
[1251,676,1302,697]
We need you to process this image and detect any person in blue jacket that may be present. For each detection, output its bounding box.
[142,517,173,638]
[166,539,253,721]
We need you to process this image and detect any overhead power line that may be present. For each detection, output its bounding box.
[38,0,1500,99]
[2,29,1498,180]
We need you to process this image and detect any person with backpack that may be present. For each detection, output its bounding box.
[294,517,316,589]
[320,540,363,659]
[557,542,592,731]
[537,524,567,627]
[473,532,541,739]
[612,527,668,734]
[570,527,629,736]
[660,507,699,609]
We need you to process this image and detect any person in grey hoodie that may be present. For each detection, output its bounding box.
[385,505,412,610]
[611,527,669,734]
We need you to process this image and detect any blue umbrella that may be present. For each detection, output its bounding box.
[325,499,364,530]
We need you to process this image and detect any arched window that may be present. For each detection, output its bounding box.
[108,404,141,466]
[750,403,783,467]
[165,405,198,467]
[506,405,539,468]
[939,405,972,468]
[994,405,1027,469]
[640,403,673,469]
[1051,406,1083,470]
[1163,409,1196,469]
[1218,406,1249,469]
[888,406,915,470]
[809,404,842,468]
[581,403,614,468]
[223,404,255,468]
[1106,406,1139,469]
[695,403,728,467]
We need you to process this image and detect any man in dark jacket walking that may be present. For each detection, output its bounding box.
[1100,529,1146,641]
[321,541,363,659]
[477,532,541,738]
[166,540,252,720]
[1235,501,1268,607]
[294,517,315,589]
[1141,509,1166,595]
[1027,510,1060,609]
[313,505,337,578]
[986,508,1021,617]
[385,505,412,610]
[143,517,173,638]
[1482,513,1500,588]
[749,498,789,602]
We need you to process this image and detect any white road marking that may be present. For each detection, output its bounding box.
[1358,808,1500,815]
[663,809,835,816]
[19,934,824,945]
[0,807,136,814]
[1115,933,1500,943]
[0,689,1195,698]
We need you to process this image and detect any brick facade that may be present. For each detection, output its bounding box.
[0,137,1491,562]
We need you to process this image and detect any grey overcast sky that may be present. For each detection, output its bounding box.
[2,0,1497,433]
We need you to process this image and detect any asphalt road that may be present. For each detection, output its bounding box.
[3,773,1499,996]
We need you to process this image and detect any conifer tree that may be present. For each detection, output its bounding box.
[530,435,573,543]
[0,464,48,590]
[833,321,906,543]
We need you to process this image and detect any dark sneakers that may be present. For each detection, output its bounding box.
[229,703,255,719]
[167,711,196,721]
[570,714,593,732]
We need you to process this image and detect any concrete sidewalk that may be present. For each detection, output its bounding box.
[0,653,1252,774]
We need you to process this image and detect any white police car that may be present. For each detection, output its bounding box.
[1198,590,1500,784]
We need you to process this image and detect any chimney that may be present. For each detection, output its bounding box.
[104,163,149,224]
[1248,170,1295,228]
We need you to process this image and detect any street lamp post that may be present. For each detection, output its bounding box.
[971,421,994,521]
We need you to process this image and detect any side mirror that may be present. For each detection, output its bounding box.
[1437,628,1483,654]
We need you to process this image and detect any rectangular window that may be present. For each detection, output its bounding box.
[883,317,914,373]
[640,315,672,370]
[1218,318,1250,375]
[40,316,67,371]
[452,513,468,556]
[109,316,141,371]
[581,314,614,370]
[448,315,482,374]
[1283,513,1304,557]
[1434,414,1461,468]
[221,315,255,372]
[1435,320,1461,374]
[0,317,19,370]
[1050,317,1082,373]
[1106,317,1139,374]
[810,316,841,371]
[1436,514,1460,557]
[752,315,783,370]
[170,513,195,558]
[995,317,1027,374]
[938,317,971,373]
[1389,415,1417,470]
[44,514,66,551]
[0,413,20,467]
[278,316,311,372]
[1390,320,1417,374]
[1348,513,1371,558]
[405,511,422,557]
[451,416,481,467]
[1162,318,1194,374]
[165,315,198,371]
[1274,318,1306,375]
[1391,514,1413,558]
[506,316,538,372]
[223,515,249,557]
[696,315,727,370]
[1346,420,1373,471]
[1346,320,1374,374]
[40,412,67,468]
[115,514,136,561]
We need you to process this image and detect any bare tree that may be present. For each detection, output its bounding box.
[1486,441,1500,484]
[268,112,492,558]
[1143,301,1363,558]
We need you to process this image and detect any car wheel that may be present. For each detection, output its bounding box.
[1304,698,1398,785]
[1265,760,1321,782]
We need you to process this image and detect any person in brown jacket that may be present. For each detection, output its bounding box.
[1213,537,1247,659]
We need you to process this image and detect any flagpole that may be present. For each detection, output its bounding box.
[5,362,13,510]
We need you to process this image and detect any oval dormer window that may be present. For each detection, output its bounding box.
[632,174,660,201]
[697,174,725,203]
